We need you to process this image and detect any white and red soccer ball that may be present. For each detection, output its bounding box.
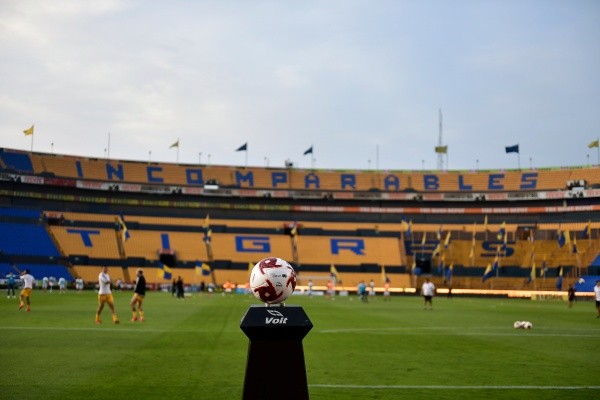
[513,321,533,329]
[250,257,297,304]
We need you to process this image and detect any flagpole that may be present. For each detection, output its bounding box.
[30,131,34,152]
[518,144,521,170]
[597,137,599,166]
[107,132,111,159]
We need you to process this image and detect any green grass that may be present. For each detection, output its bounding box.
[1,290,598,400]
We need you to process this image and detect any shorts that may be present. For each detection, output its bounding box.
[98,294,115,305]
[132,293,145,302]
[424,295,433,301]
[20,288,32,297]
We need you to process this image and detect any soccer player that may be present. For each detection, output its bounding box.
[421,278,436,310]
[6,271,16,299]
[58,277,67,294]
[130,269,146,322]
[18,270,35,312]
[95,266,119,324]
[75,276,84,293]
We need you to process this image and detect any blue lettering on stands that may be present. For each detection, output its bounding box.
[147,166,164,183]
[75,160,84,178]
[66,229,100,247]
[271,172,288,187]
[488,174,504,190]
[106,163,124,181]
[423,175,439,190]
[481,241,514,257]
[161,233,170,249]
[236,236,271,252]
[235,171,254,187]
[520,172,538,189]
[384,175,400,191]
[341,174,356,189]
[458,175,472,190]
[305,173,320,189]
[185,169,204,185]
[330,239,365,255]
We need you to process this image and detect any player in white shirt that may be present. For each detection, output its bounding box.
[421,278,436,310]
[75,277,84,293]
[95,266,119,324]
[58,277,66,293]
[18,270,35,312]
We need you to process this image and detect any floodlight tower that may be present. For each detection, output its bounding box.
[437,109,444,170]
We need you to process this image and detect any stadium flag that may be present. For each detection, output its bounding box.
[194,261,202,276]
[502,231,508,252]
[469,246,474,260]
[330,264,340,283]
[505,144,519,153]
[235,142,248,152]
[23,124,34,136]
[169,139,179,149]
[421,232,427,247]
[401,218,411,237]
[116,215,130,241]
[303,146,313,155]
[541,256,547,278]
[381,265,389,284]
[431,243,441,258]
[444,231,451,248]
[202,214,210,229]
[588,139,599,148]
[435,145,448,154]
[572,236,578,254]
[556,267,563,290]
[527,263,536,284]
[412,260,421,276]
[581,220,591,239]
[483,215,488,231]
[204,228,212,244]
[437,254,445,275]
[497,221,506,240]
[445,264,453,282]
[564,230,571,246]
[436,227,443,241]
[290,221,298,237]
[482,263,494,282]
[557,230,566,248]
[157,263,172,280]
[201,263,211,276]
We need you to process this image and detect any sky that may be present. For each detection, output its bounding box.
[1,0,599,172]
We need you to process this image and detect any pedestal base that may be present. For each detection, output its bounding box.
[240,304,313,400]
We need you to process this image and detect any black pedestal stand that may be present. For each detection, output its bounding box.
[240,304,313,400]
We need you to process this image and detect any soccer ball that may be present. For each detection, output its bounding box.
[250,257,297,304]
[513,321,523,329]
[522,321,533,329]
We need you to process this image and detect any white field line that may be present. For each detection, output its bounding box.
[309,384,600,390]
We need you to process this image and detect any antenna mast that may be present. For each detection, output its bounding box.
[437,109,444,170]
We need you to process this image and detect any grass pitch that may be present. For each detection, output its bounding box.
[1,290,598,400]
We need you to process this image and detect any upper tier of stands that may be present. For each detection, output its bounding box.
[2,147,598,192]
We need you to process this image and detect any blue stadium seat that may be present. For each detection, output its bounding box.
[0,150,34,172]
[0,222,60,256]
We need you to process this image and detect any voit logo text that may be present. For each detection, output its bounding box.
[265,309,288,324]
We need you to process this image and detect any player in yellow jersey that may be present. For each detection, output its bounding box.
[18,270,35,312]
[130,269,146,322]
[95,266,119,324]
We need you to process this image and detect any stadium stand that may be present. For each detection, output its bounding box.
[1,147,599,294]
